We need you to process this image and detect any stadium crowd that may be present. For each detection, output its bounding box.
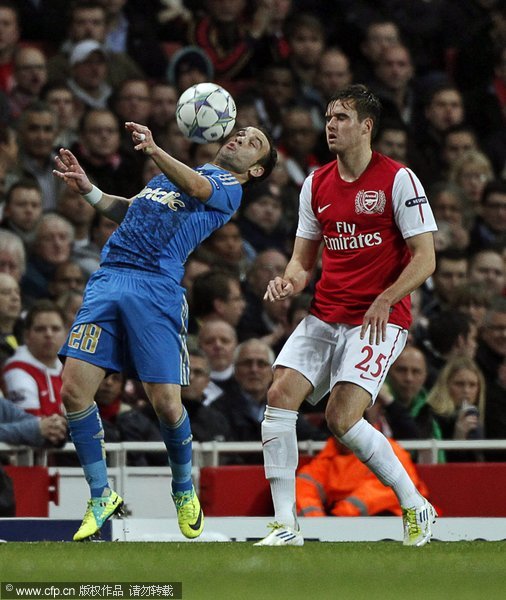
[0,0,505,478]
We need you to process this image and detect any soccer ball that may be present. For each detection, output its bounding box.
[176,82,237,144]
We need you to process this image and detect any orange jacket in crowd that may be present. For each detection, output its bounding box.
[296,437,429,517]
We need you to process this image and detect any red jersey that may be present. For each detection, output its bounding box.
[296,152,437,329]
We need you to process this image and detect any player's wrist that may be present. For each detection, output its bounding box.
[82,185,103,206]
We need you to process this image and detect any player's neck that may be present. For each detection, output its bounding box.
[336,147,373,182]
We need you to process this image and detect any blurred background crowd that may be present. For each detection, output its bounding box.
[0,0,505,467]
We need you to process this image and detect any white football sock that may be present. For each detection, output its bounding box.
[339,418,424,509]
[261,405,299,529]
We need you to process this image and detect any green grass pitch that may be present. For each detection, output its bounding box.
[1,541,505,600]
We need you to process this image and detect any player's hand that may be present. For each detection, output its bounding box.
[264,276,294,302]
[360,297,391,345]
[53,149,93,195]
[125,122,157,156]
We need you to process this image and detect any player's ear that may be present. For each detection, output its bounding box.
[249,164,265,179]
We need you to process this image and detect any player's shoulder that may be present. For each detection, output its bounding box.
[372,151,406,175]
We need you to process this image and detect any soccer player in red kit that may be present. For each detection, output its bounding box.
[255,85,438,547]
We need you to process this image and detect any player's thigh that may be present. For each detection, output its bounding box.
[274,314,338,406]
[332,324,408,403]
[120,277,190,384]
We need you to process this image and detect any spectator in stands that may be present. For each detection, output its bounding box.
[468,249,505,298]
[86,211,118,271]
[16,102,61,211]
[188,141,221,170]
[422,310,478,389]
[197,319,239,404]
[415,84,465,184]
[191,270,246,332]
[179,349,231,442]
[3,300,65,417]
[450,282,494,329]
[54,289,83,332]
[166,45,214,95]
[71,108,143,198]
[279,105,321,191]
[46,1,143,89]
[56,185,97,277]
[97,0,167,78]
[48,261,86,301]
[0,272,21,366]
[0,229,26,283]
[0,394,67,447]
[1,179,43,247]
[238,182,287,255]
[22,213,74,304]
[477,298,506,452]
[380,345,443,463]
[369,44,417,128]
[201,221,253,280]
[42,83,81,149]
[8,46,48,122]
[448,150,494,217]
[427,355,486,462]
[469,179,506,253]
[66,40,112,111]
[428,182,470,252]
[440,124,479,180]
[237,249,288,342]
[0,0,20,93]
[149,82,178,141]
[181,251,212,315]
[373,119,409,165]
[422,249,468,319]
[213,338,326,442]
[354,19,401,85]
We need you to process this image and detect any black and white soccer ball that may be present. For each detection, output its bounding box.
[175,82,237,144]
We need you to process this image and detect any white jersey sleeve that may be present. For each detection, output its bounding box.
[392,168,438,239]
[3,368,40,412]
[295,172,322,240]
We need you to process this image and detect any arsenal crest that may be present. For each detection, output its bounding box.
[355,190,386,214]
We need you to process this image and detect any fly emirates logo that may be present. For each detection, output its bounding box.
[323,221,382,251]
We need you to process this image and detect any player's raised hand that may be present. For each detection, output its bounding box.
[264,276,294,302]
[53,148,93,195]
[125,122,156,155]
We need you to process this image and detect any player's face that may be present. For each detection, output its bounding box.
[325,100,371,154]
[215,127,270,179]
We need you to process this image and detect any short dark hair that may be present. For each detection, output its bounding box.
[481,179,506,205]
[24,300,65,330]
[191,270,240,318]
[6,179,42,204]
[249,126,278,185]
[428,311,472,355]
[327,84,382,138]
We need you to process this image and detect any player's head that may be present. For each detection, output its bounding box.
[325,84,382,151]
[214,126,277,186]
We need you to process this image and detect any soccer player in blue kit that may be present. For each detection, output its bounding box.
[53,120,277,541]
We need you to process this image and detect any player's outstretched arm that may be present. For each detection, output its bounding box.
[125,121,213,201]
[361,231,436,345]
[264,237,320,301]
[53,149,132,224]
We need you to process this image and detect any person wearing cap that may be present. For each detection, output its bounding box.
[67,40,112,110]
[46,1,143,89]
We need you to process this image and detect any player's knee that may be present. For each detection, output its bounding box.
[325,402,352,438]
[267,382,295,410]
[60,380,87,413]
[151,395,182,425]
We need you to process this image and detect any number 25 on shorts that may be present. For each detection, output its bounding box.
[68,323,102,354]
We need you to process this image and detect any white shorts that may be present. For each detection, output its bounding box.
[274,314,408,405]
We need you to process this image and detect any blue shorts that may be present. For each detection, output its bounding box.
[59,267,190,384]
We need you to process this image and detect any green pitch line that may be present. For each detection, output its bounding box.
[1,541,505,600]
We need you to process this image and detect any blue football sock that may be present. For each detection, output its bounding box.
[67,403,109,498]
[159,407,193,494]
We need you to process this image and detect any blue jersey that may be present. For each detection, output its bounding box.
[100,163,242,283]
